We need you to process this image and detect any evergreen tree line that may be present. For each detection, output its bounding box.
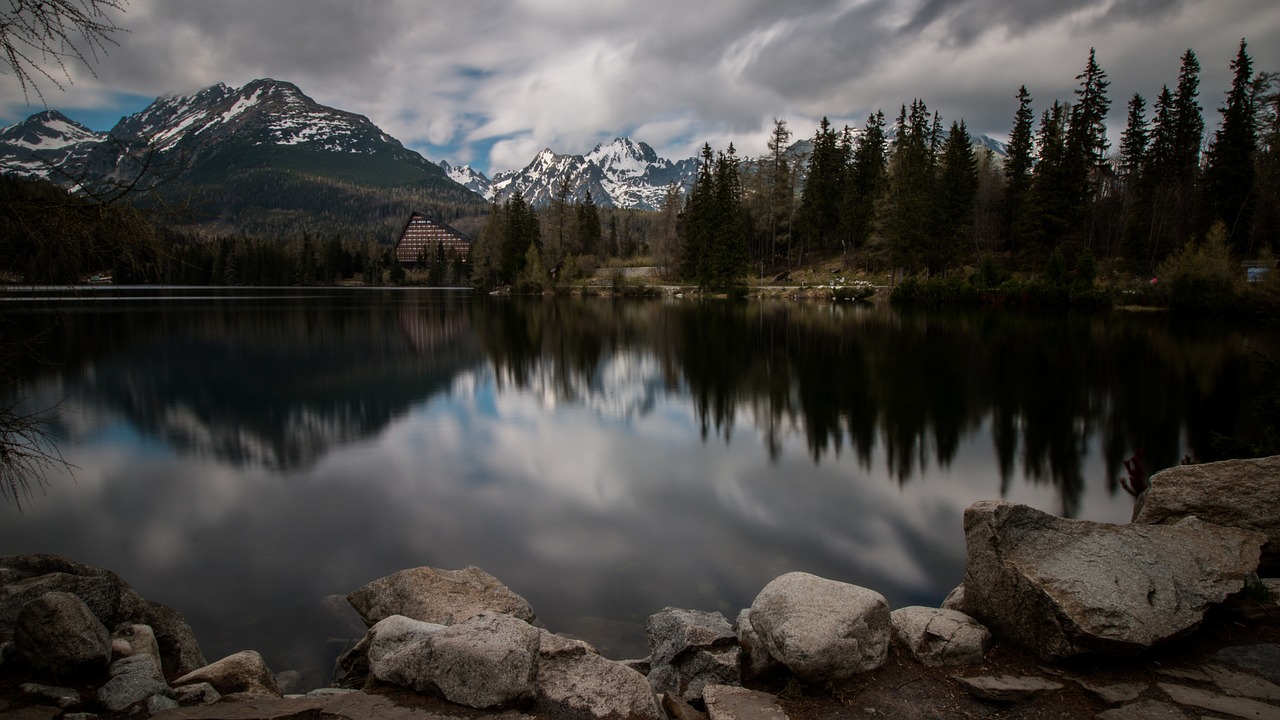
[658,38,1278,293]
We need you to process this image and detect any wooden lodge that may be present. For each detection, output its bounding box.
[394,212,471,265]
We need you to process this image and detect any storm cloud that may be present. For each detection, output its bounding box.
[0,0,1275,174]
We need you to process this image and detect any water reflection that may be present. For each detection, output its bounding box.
[0,289,1273,687]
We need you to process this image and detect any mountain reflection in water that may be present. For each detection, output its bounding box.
[1,288,1272,689]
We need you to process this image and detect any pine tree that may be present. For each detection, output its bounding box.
[1065,48,1111,233]
[1171,49,1204,181]
[710,144,749,289]
[931,120,979,274]
[1028,101,1072,254]
[1204,39,1257,245]
[1003,86,1036,253]
[681,143,717,282]
[796,117,843,259]
[575,189,602,256]
[882,100,936,273]
[841,110,888,256]
[764,118,794,267]
[1118,94,1149,182]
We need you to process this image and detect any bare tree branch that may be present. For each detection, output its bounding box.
[1,0,128,105]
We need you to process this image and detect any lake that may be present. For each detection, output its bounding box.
[1,287,1274,689]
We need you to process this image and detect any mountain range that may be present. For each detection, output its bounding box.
[1,78,1009,239]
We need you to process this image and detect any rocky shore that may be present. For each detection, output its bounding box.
[2,456,1279,720]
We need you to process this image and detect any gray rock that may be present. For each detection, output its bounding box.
[735,609,782,682]
[535,630,663,720]
[889,606,991,667]
[172,682,221,706]
[366,612,539,709]
[962,501,1265,661]
[14,591,112,678]
[1214,644,1280,685]
[1204,663,1280,701]
[662,693,709,720]
[646,607,741,702]
[702,684,788,720]
[19,683,80,709]
[940,585,969,614]
[748,572,890,682]
[347,565,537,627]
[1095,699,1194,719]
[274,669,304,695]
[173,650,282,699]
[62,714,100,720]
[110,623,161,667]
[0,554,205,677]
[949,674,1064,702]
[1158,682,1280,718]
[97,654,175,712]
[1075,679,1147,705]
[146,694,180,714]
[1133,455,1280,569]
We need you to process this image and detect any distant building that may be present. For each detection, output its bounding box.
[394,212,471,265]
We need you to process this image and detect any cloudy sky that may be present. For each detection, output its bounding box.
[1,0,1276,175]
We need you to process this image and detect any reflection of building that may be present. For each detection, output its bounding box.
[394,212,471,265]
[399,300,472,354]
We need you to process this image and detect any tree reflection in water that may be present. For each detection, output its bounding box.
[476,297,1271,518]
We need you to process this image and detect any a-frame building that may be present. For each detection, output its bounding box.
[394,212,472,265]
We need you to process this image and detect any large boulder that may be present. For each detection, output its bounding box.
[347,566,537,627]
[890,606,991,667]
[172,650,281,700]
[963,501,1265,661]
[366,612,540,709]
[748,572,890,682]
[536,630,664,720]
[0,554,205,677]
[97,653,175,712]
[13,591,112,678]
[1133,455,1280,570]
[646,607,741,703]
[735,609,783,682]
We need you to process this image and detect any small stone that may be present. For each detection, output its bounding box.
[662,693,709,720]
[1095,699,1193,719]
[1075,679,1147,705]
[1159,682,1280,719]
[950,674,1064,702]
[19,683,80,709]
[702,684,789,720]
[173,649,281,699]
[97,654,174,712]
[1205,663,1280,701]
[172,681,220,706]
[890,606,991,667]
[145,694,180,714]
[1156,667,1212,683]
[1214,645,1280,685]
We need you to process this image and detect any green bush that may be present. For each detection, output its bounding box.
[1155,223,1241,312]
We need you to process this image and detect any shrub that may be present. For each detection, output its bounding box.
[1155,222,1240,312]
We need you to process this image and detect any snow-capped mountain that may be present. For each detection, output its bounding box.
[76,78,455,188]
[0,110,105,179]
[476,138,698,211]
[439,160,491,196]
[0,79,465,197]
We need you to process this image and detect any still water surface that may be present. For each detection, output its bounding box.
[1,287,1273,687]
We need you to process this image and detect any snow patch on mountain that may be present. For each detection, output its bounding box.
[474,138,697,211]
[0,110,105,179]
